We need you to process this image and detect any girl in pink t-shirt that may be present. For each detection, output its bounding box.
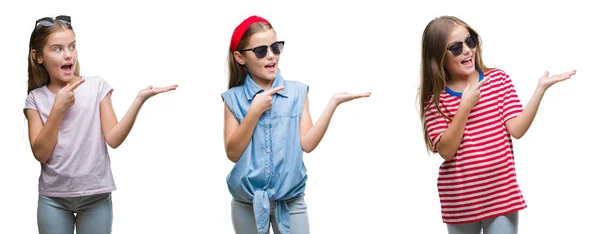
[23,15,177,234]
[418,15,575,234]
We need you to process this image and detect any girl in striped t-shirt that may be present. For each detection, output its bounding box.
[418,16,576,234]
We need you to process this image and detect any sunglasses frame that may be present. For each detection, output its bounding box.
[36,15,71,27]
[238,41,285,59]
[446,34,477,56]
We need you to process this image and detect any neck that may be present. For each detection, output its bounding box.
[448,70,479,86]
[250,76,274,91]
[47,75,80,93]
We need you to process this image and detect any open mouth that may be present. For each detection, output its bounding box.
[461,57,473,65]
[265,62,276,71]
[61,63,73,73]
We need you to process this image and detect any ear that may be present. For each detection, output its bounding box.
[31,49,43,64]
[233,51,246,66]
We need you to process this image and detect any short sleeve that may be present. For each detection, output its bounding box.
[424,96,450,153]
[499,71,523,122]
[96,77,113,102]
[24,91,38,112]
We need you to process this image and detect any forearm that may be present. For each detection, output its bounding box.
[226,111,261,162]
[32,109,64,163]
[437,105,471,161]
[300,101,337,153]
[105,98,144,149]
[508,87,545,139]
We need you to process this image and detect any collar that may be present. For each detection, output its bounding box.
[444,68,484,98]
[243,72,288,100]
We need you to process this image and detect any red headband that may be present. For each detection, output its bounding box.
[230,15,270,52]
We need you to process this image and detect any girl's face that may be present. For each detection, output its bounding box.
[443,25,477,79]
[35,29,78,83]
[235,29,281,83]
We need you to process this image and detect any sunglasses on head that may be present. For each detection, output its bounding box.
[36,15,71,27]
[447,35,477,56]
[239,41,285,59]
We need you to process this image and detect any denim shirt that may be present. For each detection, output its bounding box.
[221,72,309,234]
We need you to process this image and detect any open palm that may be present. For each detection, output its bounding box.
[538,70,576,90]
[332,92,371,105]
[137,84,178,101]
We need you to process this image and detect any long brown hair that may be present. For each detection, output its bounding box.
[27,20,80,94]
[227,22,273,89]
[418,16,488,152]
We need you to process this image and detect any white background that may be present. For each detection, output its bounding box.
[1,0,598,233]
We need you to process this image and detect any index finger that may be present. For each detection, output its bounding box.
[264,86,285,95]
[69,78,86,91]
[474,75,491,90]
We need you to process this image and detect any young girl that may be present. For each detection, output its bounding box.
[24,15,177,234]
[419,16,575,234]
[222,15,370,234]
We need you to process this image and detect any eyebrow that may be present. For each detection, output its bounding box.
[448,35,471,46]
[48,41,76,47]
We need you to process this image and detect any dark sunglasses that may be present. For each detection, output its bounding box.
[36,15,71,27]
[239,41,285,59]
[447,35,477,56]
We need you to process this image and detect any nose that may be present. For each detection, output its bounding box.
[462,42,472,56]
[265,47,276,59]
[64,49,72,60]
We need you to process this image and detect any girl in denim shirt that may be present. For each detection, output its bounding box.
[221,15,370,234]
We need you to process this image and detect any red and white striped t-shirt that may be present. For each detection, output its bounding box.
[425,68,527,224]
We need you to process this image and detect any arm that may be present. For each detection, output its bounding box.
[504,88,544,139]
[100,85,177,149]
[435,75,491,161]
[300,92,371,153]
[25,79,85,163]
[505,70,575,139]
[100,94,143,149]
[436,105,471,161]
[223,104,261,162]
[222,86,286,163]
[299,95,332,153]
[25,109,63,164]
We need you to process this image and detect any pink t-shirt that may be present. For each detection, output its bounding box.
[24,76,116,197]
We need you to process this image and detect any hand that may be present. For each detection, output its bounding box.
[137,84,178,102]
[460,75,491,110]
[538,70,576,90]
[249,86,285,115]
[53,78,86,113]
[331,92,371,106]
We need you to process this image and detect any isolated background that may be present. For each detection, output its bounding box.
[1,0,597,233]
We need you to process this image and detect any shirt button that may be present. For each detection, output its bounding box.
[266,148,271,153]
[266,129,270,135]
[266,169,270,174]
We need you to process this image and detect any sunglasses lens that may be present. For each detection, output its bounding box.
[449,42,463,56]
[254,46,268,58]
[271,42,283,54]
[466,36,477,49]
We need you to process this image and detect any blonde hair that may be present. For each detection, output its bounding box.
[418,16,489,152]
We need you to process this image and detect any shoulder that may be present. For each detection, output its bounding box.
[222,85,244,97]
[484,68,510,81]
[283,80,309,96]
[81,75,109,85]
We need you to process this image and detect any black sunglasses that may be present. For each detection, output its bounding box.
[447,35,477,56]
[36,15,71,27]
[239,41,285,59]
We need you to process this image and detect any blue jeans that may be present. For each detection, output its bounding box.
[37,192,113,234]
[447,211,519,234]
[232,195,310,234]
